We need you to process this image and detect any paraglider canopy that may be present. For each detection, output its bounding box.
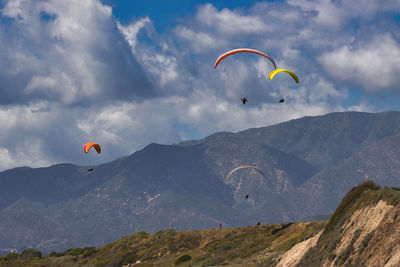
[88,168,94,172]
[268,69,299,83]
[214,48,277,69]
[226,165,265,180]
[83,143,101,154]
[279,98,285,103]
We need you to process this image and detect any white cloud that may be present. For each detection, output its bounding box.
[0,103,62,169]
[288,0,400,29]
[318,35,400,91]
[174,26,222,53]
[119,17,181,89]
[0,0,152,105]
[288,0,345,28]
[196,4,270,35]
[139,51,179,87]
[174,3,271,53]
[0,141,51,170]
[339,0,400,18]
[117,16,151,51]
[180,89,334,134]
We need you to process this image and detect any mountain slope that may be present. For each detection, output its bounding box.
[1,111,400,253]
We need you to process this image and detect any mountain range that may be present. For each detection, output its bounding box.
[1,110,400,253]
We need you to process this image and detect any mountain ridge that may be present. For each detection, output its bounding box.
[1,111,400,253]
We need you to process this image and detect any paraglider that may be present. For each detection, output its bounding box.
[215,48,277,69]
[241,97,248,104]
[245,194,249,199]
[84,143,100,172]
[268,69,299,83]
[83,143,101,154]
[279,98,285,103]
[226,165,265,180]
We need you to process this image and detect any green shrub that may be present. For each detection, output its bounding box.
[150,228,177,243]
[361,230,375,250]
[256,256,276,267]
[20,248,42,259]
[49,251,65,257]
[82,247,97,258]
[201,257,223,266]
[119,252,138,265]
[135,230,150,238]
[175,254,192,265]
[336,228,361,265]
[64,246,96,256]
[0,252,18,262]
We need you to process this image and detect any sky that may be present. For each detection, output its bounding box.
[0,0,399,170]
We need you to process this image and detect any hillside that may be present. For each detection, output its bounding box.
[1,111,400,253]
[298,181,400,266]
[2,181,400,266]
[0,222,326,266]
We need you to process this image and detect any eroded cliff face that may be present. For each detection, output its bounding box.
[277,230,323,267]
[325,200,398,266]
[347,201,400,267]
[294,183,400,267]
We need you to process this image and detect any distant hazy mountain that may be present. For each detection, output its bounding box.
[1,111,400,253]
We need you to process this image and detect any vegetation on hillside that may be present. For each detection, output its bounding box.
[0,222,325,266]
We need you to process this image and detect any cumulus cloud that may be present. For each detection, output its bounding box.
[0,0,153,105]
[288,0,345,28]
[318,35,400,91]
[196,4,270,35]
[179,89,340,135]
[0,102,68,169]
[288,0,400,28]
[117,16,151,51]
[174,27,223,53]
[338,0,400,18]
[174,3,271,53]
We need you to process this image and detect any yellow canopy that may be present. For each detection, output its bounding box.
[268,69,299,83]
